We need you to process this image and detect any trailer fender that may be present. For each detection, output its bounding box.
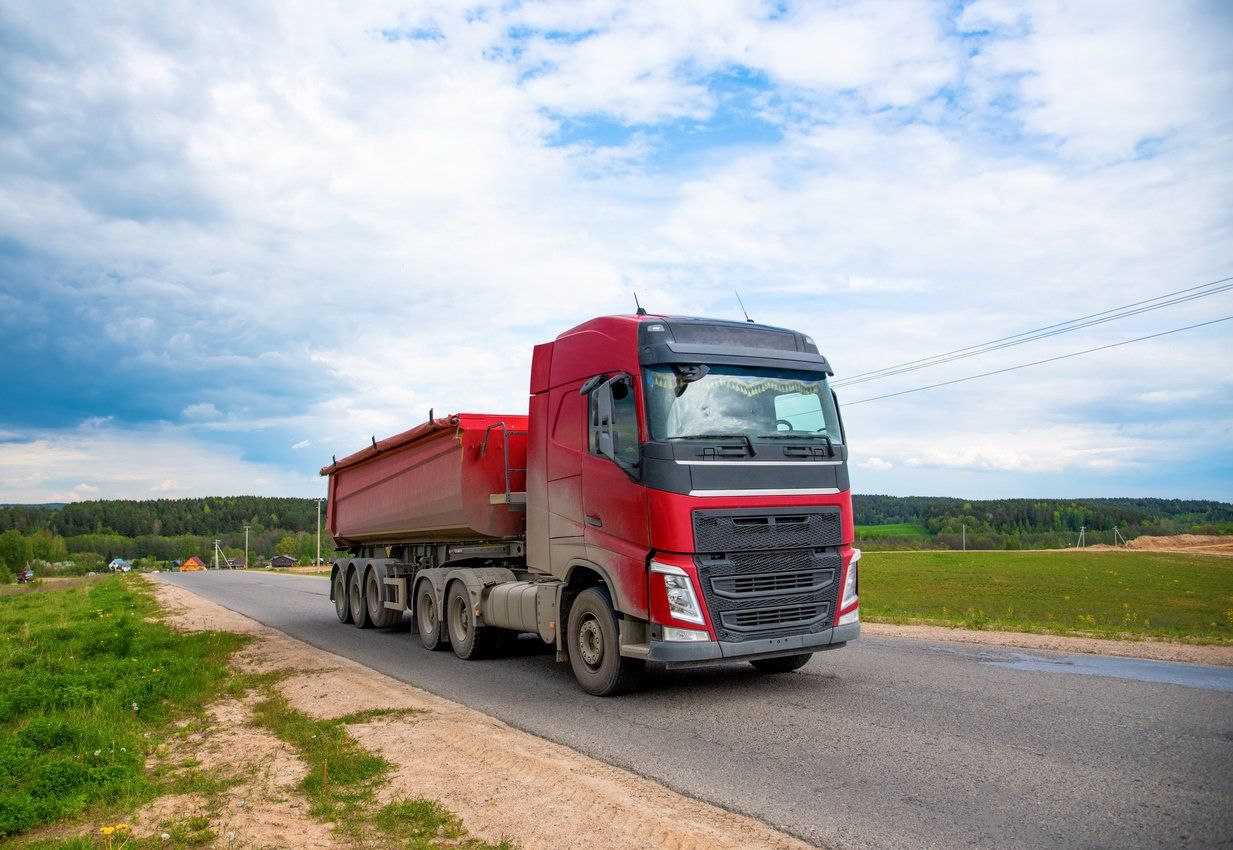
[443,567,518,627]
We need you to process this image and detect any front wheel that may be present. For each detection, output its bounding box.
[566,587,644,696]
[749,653,813,673]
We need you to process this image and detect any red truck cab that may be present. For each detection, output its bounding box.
[525,314,859,685]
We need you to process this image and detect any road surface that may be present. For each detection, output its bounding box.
[160,570,1233,849]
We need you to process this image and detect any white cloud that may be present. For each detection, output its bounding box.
[0,0,1229,501]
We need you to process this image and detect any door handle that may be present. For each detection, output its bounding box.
[585,514,603,528]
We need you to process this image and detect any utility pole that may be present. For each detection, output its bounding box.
[962,523,966,551]
[315,498,324,566]
[243,524,250,570]
[1076,526,1086,548]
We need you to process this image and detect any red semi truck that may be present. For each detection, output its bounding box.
[322,314,859,695]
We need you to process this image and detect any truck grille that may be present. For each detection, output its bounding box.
[693,507,841,552]
[692,508,843,643]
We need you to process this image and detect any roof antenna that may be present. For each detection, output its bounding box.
[633,291,647,316]
[735,290,754,323]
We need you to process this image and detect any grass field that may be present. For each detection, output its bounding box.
[0,575,247,838]
[861,550,1233,644]
[855,522,931,538]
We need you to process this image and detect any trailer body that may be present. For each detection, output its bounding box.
[323,314,860,695]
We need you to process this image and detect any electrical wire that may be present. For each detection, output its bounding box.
[843,314,1233,406]
[832,274,1233,389]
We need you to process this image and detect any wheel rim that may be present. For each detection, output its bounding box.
[367,575,379,614]
[450,594,469,644]
[349,575,363,619]
[334,576,346,616]
[419,591,435,634]
[578,616,604,670]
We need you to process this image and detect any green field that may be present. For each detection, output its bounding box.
[855,522,931,538]
[861,550,1233,644]
[0,576,246,838]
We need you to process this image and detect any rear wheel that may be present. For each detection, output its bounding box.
[333,569,352,624]
[349,569,373,629]
[447,582,501,660]
[416,581,447,650]
[365,569,403,628]
[749,653,812,673]
[566,587,644,696]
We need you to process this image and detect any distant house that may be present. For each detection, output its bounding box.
[108,558,132,573]
[269,554,297,568]
[227,556,246,569]
[178,556,208,572]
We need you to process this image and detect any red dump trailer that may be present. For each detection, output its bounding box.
[323,314,860,695]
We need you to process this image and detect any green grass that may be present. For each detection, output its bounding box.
[855,522,931,538]
[861,550,1233,643]
[0,575,248,838]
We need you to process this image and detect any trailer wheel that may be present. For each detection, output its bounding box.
[365,569,403,629]
[349,568,373,629]
[446,582,501,660]
[749,653,813,673]
[566,587,644,696]
[416,581,447,650]
[333,569,353,624]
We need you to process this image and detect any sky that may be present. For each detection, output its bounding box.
[1,0,1231,504]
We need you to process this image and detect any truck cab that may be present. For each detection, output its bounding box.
[525,314,859,691]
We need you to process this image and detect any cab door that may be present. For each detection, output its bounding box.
[581,374,650,617]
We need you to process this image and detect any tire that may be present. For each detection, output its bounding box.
[349,568,373,629]
[566,587,644,696]
[333,569,353,624]
[365,569,403,628]
[446,582,502,660]
[416,581,447,650]
[749,653,813,674]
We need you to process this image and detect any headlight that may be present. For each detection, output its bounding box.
[650,560,706,625]
[838,548,860,625]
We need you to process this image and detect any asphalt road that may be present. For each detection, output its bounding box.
[160,570,1233,849]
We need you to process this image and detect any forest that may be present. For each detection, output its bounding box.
[1,494,1231,580]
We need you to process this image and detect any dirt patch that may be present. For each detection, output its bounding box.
[863,622,1233,666]
[1087,534,1233,556]
[151,578,816,850]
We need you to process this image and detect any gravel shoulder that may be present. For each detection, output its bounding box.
[151,576,817,850]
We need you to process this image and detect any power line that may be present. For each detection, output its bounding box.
[833,274,1233,388]
[844,314,1233,406]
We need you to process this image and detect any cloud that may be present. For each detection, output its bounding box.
[860,457,894,472]
[0,0,1230,501]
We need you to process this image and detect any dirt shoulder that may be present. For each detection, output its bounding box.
[150,577,815,850]
[863,621,1233,666]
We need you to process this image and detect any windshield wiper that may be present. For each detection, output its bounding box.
[667,433,757,456]
[757,431,835,457]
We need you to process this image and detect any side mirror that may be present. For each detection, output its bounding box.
[579,374,607,396]
[595,382,615,460]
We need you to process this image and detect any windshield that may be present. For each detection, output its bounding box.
[643,365,843,443]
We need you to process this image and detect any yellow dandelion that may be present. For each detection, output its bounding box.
[100,826,115,835]
[116,823,129,831]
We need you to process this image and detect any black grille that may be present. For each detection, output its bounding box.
[693,508,842,553]
[696,549,842,642]
[721,604,830,632]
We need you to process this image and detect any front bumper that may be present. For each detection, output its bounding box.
[647,621,860,668]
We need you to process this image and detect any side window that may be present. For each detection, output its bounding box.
[588,375,640,466]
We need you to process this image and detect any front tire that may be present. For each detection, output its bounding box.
[333,569,353,624]
[416,581,447,650]
[749,653,813,673]
[349,569,373,629]
[566,587,644,696]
